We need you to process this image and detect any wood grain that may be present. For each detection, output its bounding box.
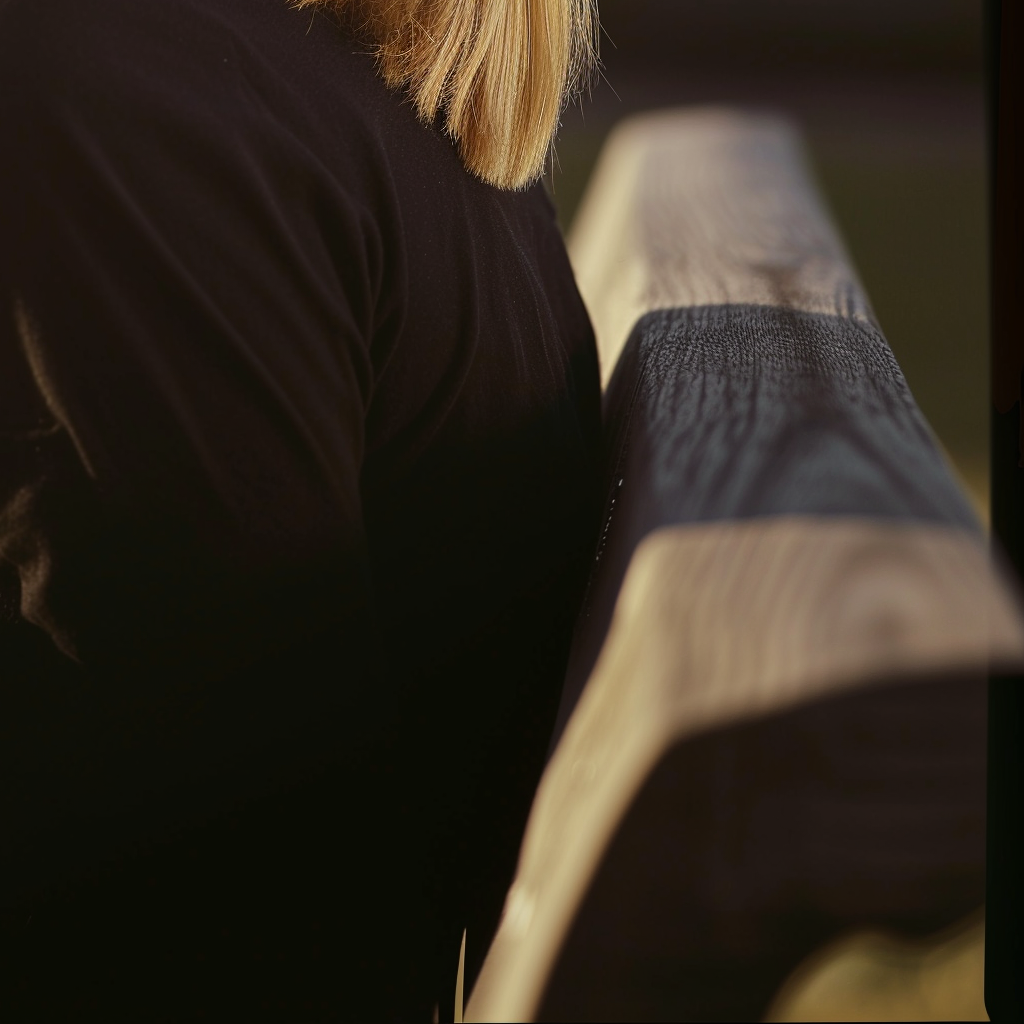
[553,301,985,745]
[567,108,877,386]
[466,518,1024,1022]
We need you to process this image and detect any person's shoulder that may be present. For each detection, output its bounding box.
[0,0,397,202]
[0,0,373,121]
[0,0,201,73]
[0,0,219,129]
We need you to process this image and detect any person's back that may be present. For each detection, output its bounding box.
[0,0,602,1016]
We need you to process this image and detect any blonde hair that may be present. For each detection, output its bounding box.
[296,0,600,190]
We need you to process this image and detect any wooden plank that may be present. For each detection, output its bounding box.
[466,518,1024,1022]
[567,108,877,386]
[465,108,1024,1019]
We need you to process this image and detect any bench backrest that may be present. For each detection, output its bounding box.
[465,108,1024,1022]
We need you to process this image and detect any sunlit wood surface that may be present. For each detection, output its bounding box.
[465,108,1024,1021]
[567,108,877,387]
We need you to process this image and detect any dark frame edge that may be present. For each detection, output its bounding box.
[987,0,1024,1019]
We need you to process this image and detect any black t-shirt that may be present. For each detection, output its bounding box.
[0,0,602,1014]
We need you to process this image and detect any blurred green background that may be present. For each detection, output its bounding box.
[548,0,989,524]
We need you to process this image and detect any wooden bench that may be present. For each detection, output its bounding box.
[464,108,1024,1022]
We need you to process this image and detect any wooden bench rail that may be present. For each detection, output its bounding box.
[465,109,1024,1022]
[567,107,877,388]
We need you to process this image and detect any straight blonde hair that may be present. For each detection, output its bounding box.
[296,0,600,190]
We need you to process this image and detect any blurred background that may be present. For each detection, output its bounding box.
[549,0,989,528]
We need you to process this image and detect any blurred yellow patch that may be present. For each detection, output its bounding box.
[764,910,987,1022]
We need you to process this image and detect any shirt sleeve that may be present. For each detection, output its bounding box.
[0,0,381,904]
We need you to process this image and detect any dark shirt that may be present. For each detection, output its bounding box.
[0,0,602,1016]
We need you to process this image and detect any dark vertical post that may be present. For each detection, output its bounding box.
[987,0,1024,1018]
